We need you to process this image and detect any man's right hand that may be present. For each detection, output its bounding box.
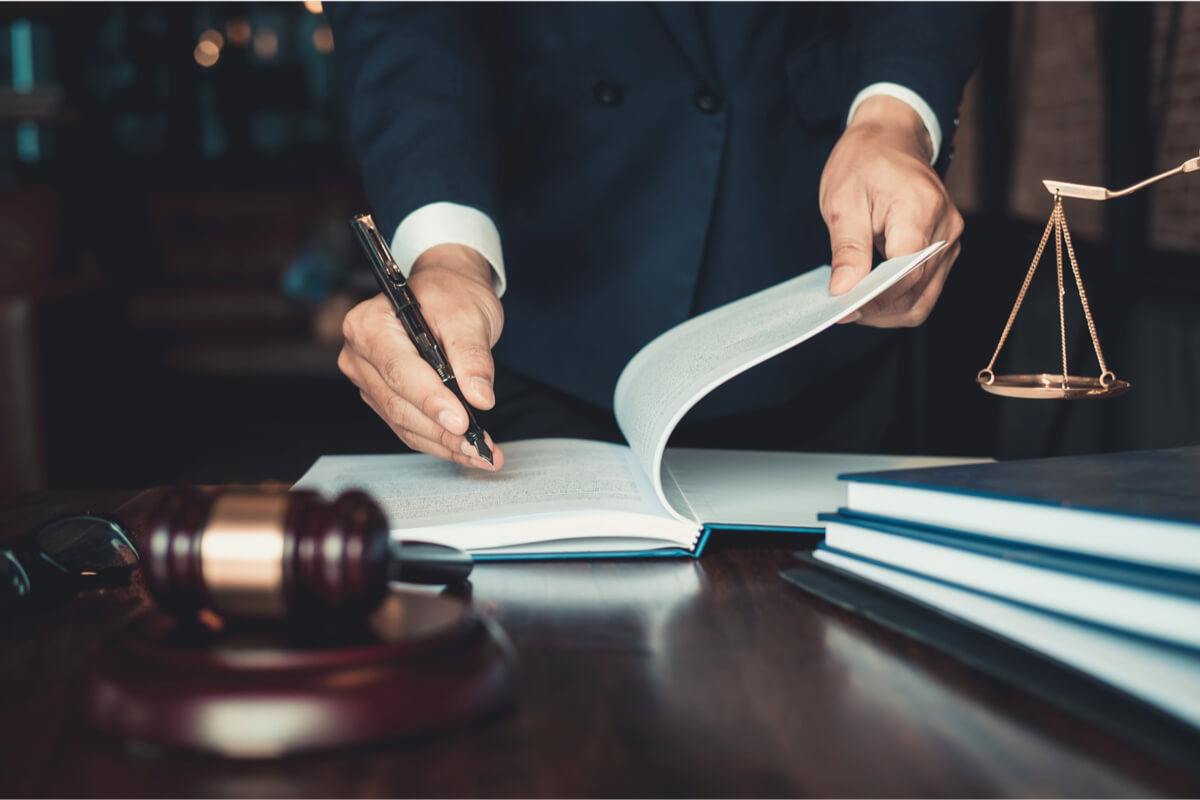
[338,243,505,470]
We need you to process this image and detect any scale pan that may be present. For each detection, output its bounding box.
[977,372,1130,399]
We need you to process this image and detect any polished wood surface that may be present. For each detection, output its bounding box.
[86,593,515,758]
[2,488,1199,798]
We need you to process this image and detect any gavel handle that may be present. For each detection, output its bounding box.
[389,540,474,585]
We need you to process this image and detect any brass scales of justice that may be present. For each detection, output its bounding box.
[977,149,1200,399]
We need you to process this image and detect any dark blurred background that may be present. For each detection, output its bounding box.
[0,2,1197,491]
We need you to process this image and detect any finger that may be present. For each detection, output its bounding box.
[880,204,933,261]
[867,184,939,305]
[835,223,928,325]
[345,296,474,434]
[397,425,503,471]
[439,330,497,411]
[359,388,503,471]
[344,345,479,448]
[400,280,501,411]
[348,347,506,470]
[825,192,875,296]
[871,257,931,313]
[462,429,504,470]
[902,241,960,323]
[857,259,935,327]
[859,241,961,328]
[852,202,939,325]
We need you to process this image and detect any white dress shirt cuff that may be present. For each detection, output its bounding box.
[389,201,508,297]
[846,82,942,166]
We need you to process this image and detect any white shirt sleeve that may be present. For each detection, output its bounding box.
[846,82,943,165]
[389,201,508,297]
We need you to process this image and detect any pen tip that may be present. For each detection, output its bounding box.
[470,435,494,466]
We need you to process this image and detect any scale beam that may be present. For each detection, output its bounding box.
[1042,149,1200,200]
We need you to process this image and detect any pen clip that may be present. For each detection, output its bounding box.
[351,214,405,285]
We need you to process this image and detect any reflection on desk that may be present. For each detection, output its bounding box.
[470,559,703,655]
[3,488,1200,797]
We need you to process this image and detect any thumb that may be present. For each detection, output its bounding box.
[411,248,504,412]
[826,197,875,296]
[445,336,497,411]
[438,299,502,411]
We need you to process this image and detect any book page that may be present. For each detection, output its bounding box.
[813,549,1200,730]
[663,448,987,529]
[293,438,673,530]
[613,243,947,520]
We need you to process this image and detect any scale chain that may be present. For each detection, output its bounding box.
[980,196,1116,389]
[973,151,1194,396]
[1058,201,1112,379]
[1055,199,1068,384]
[981,207,1057,375]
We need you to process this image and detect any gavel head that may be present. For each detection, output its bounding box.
[144,488,391,623]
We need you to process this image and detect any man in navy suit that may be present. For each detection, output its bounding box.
[326,3,985,470]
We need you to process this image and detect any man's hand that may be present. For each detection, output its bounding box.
[819,94,964,327]
[338,243,505,470]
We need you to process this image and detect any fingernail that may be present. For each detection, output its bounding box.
[438,409,465,431]
[471,376,495,406]
[838,310,863,325]
[461,440,475,456]
[829,267,853,294]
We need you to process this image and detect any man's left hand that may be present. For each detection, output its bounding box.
[819,94,964,327]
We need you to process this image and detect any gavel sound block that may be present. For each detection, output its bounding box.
[85,488,516,758]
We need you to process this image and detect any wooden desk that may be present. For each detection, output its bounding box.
[2,488,1198,798]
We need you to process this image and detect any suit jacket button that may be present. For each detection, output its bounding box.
[593,81,624,106]
[694,86,722,114]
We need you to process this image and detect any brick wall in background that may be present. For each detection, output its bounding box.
[1151,2,1200,253]
[943,72,979,214]
[947,2,1199,254]
[1008,2,1106,239]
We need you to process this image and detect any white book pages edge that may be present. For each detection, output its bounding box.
[614,242,948,522]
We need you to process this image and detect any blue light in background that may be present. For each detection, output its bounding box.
[11,18,40,163]
[11,18,34,91]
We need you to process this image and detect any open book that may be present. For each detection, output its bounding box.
[295,243,977,559]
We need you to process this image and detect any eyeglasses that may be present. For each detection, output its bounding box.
[0,514,139,607]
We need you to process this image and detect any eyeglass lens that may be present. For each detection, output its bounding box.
[1,550,32,602]
[33,516,139,577]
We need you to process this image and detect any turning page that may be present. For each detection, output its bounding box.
[613,243,947,520]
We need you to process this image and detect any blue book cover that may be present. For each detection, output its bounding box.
[818,511,1200,651]
[838,446,1200,573]
[842,445,1200,525]
[820,511,1200,601]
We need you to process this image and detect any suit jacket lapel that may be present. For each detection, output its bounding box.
[653,2,718,87]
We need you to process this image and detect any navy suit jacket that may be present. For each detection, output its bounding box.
[327,2,985,414]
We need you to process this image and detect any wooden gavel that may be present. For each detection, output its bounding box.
[144,488,472,622]
[89,489,511,759]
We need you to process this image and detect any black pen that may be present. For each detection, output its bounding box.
[350,213,494,466]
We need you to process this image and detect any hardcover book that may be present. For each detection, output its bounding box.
[818,511,1200,650]
[783,444,1200,739]
[296,244,976,559]
[838,445,1200,573]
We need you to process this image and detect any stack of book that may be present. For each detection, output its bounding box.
[785,445,1200,735]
